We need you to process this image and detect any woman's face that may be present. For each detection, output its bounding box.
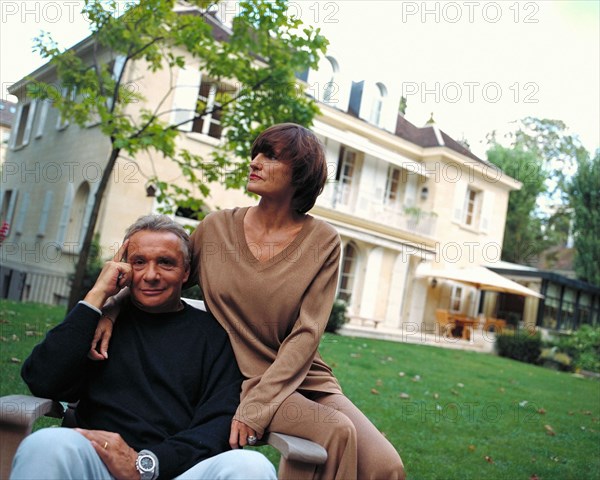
[247,149,295,202]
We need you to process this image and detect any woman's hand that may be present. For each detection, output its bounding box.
[88,316,114,361]
[229,419,262,449]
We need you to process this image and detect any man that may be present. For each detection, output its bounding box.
[10,215,276,480]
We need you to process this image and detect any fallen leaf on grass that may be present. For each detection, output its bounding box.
[350,353,361,358]
[468,445,476,452]
[399,392,410,399]
[544,424,556,436]
[529,475,540,480]
[376,379,383,386]
[484,456,494,463]
[398,372,405,377]
[10,357,21,364]
[537,408,546,415]
[370,388,380,395]
[450,389,459,396]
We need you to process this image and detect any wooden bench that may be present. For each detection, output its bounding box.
[353,316,383,329]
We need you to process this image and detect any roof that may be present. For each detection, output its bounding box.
[394,113,498,169]
[487,262,600,294]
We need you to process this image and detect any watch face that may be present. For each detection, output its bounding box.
[140,455,155,471]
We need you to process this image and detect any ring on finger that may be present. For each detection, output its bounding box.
[247,435,257,446]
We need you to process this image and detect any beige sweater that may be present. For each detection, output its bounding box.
[189,207,342,434]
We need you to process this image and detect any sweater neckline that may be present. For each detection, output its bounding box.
[235,206,313,271]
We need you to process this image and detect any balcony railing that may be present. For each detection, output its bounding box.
[318,183,437,237]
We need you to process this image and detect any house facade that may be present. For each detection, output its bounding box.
[1,17,522,333]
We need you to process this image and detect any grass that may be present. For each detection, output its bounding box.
[1,300,599,479]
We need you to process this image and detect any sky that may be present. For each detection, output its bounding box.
[1,0,598,159]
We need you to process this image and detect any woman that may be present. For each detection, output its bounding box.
[93,123,405,480]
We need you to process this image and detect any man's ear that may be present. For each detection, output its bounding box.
[182,266,190,285]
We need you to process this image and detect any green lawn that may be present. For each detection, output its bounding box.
[1,300,599,479]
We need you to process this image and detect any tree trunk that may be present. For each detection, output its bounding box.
[67,146,121,310]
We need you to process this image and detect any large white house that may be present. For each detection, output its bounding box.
[1,8,529,335]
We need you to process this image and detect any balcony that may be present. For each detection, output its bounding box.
[318,183,437,237]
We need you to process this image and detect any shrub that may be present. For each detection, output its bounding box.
[539,347,573,371]
[555,325,600,373]
[326,299,348,333]
[496,328,542,364]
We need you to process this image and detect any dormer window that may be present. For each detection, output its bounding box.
[322,56,339,104]
[370,82,388,126]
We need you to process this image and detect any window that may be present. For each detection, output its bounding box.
[463,187,482,226]
[0,189,18,239]
[56,87,75,130]
[338,243,358,303]
[322,56,339,104]
[65,182,90,247]
[192,80,232,139]
[334,147,357,206]
[12,102,37,148]
[384,165,404,206]
[450,285,463,312]
[370,82,388,126]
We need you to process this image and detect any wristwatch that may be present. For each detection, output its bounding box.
[135,450,159,480]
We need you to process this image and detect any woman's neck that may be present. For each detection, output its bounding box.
[250,201,305,231]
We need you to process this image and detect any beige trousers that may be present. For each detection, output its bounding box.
[268,392,405,480]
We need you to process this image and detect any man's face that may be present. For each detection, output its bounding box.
[126,230,190,313]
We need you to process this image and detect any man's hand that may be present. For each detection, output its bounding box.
[229,419,262,449]
[75,428,139,480]
[84,241,132,310]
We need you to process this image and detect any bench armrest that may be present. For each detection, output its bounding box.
[0,395,65,479]
[265,432,327,464]
[0,394,64,429]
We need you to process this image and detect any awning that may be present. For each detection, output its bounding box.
[415,264,544,298]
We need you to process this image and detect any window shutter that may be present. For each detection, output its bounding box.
[14,192,28,234]
[453,180,467,223]
[22,100,37,145]
[112,55,126,80]
[171,67,202,132]
[6,190,18,224]
[57,184,74,245]
[403,174,418,207]
[35,100,50,139]
[479,190,495,233]
[38,190,54,237]
[9,105,24,149]
[78,188,95,246]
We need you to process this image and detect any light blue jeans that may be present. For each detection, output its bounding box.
[10,428,276,480]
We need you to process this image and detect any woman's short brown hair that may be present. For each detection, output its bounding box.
[251,123,328,214]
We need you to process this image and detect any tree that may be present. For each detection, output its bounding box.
[569,150,600,285]
[27,0,327,309]
[487,144,549,264]
[487,117,590,265]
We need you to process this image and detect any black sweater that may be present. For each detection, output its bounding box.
[21,300,243,479]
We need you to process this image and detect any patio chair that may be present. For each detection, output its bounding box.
[483,317,507,334]
[0,395,327,479]
[435,309,456,338]
[0,298,327,478]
